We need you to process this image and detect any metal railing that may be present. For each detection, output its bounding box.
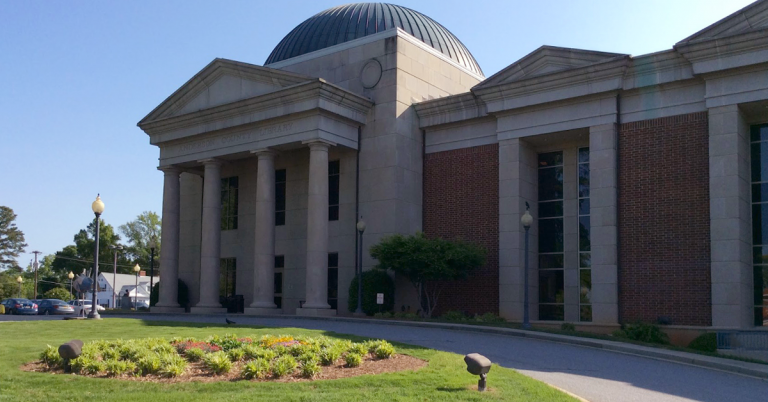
[717,331,768,350]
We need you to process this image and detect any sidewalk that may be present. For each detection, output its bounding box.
[115,311,768,379]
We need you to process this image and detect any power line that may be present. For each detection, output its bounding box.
[50,254,138,269]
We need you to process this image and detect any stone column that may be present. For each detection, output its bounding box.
[154,167,184,313]
[191,159,227,314]
[245,150,281,315]
[498,138,538,321]
[709,105,753,328]
[297,140,336,316]
[589,124,619,325]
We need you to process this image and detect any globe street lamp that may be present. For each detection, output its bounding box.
[133,264,141,310]
[89,195,105,319]
[148,238,157,311]
[68,271,75,301]
[16,276,22,298]
[521,203,533,329]
[354,217,366,316]
[109,245,124,308]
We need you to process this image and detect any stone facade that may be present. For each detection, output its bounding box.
[139,1,768,329]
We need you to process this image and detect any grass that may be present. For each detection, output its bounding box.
[0,319,577,402]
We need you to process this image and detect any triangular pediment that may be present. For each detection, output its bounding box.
[473,46,627,89]
[139,58,314,124]
[678,0,768,44]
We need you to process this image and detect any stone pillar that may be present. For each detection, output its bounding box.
[154,167,184,313]
[589,124,619,325]
[245,150,281,315]
[498,138,538,321]
[191,159,227,314]
[709,105,753,328]
[297,140,336,316]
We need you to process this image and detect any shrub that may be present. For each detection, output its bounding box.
[228,348,245,362]
[208,334,243,352]
[242,345,274,361]
[159,354,187,378]
[105,360,131,377]
[374,342,395,359]
[42,287,73,301]
[347,269,395,315]
[174,340,221,354]
[475,312,506,324]
[301,359,321,378]
[184,347,205,362]
[70,356,89,374]
[319,347,342,366]
[83,360,105,375]
[442,310,468,322]
[344,353,362,367]
[137,356,161,376]
[151,279,189,308]
[271,355,297,378]
[374,312,393,318]
[40,345,63,368]
[613,322,669,344]
[203,351,232,375]
[687,333,717,352]
[242,358,271,380]
[560,323,576,332]
[348,343,368,356]
[102,348,121,360]
[393,312,419,320]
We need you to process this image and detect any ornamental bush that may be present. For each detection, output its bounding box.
[271,355,297,378]
[203,351,232,375]
[159,353,187,378]
[40,345,62,368]
[613,322,669,345]
[301,359,321,378]
[344,353,362,367]
[319,347,342,366]
[184,347,205,362]
[687,333,717,352]
[242,358,270,380]
[347,269,395,316]
[227,348,245,362]
[105,359,133,377]
[42,287,73,301]
[137,356,161,375]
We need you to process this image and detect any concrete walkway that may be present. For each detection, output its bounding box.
[3,314,767,401]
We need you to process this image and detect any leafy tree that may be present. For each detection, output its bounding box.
[51,218,132,276]
[119,211,161,271]
[369,232,486,318]
[347,269,395,315]
[43,287,73,301]
[0,206,27,271]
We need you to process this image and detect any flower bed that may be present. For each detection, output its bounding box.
[29,334,423,383]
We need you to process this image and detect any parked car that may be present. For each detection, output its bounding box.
[37,299,75,315]
[1,298,38,315]
[68,299,105,316]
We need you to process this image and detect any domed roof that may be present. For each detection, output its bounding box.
[265,3,483,76]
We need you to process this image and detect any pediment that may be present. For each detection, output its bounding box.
[139,58,314,124]
[473,46,627,89]
[678,0,768,44]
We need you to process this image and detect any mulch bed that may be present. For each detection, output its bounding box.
[21,354,427,383]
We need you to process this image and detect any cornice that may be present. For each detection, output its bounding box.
[675,29,768,74]
[139,80,373,139]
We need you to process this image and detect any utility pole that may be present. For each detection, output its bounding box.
[32,251,42,300]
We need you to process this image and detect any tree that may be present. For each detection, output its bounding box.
[0,206,27,271]
[347,269,395,315]
[51,218,132,275]
[119,211,161,270]
[369,232,486,318]
[43,287,73,301]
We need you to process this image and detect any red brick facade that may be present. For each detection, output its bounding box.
[423,143,499,316]
[618,112,711,326]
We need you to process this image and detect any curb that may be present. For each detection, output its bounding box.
[105,312,768,379]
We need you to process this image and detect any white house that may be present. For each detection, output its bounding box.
[84,272,160,308]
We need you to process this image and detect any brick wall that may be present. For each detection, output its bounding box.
[619,111,711,326]
[423,144,499,316]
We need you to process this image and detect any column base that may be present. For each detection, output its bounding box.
[244,307,283,316]
[151,307,186,314]
[189,306,228,315]
[295,308,337,317]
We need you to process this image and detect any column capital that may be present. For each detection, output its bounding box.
[250,148,279,158]
[157,166,182,175]
[197,158,223,167]
[302,139,336,150]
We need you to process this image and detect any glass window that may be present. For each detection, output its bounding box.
[275,169,286,226]
[329,161,340,221]
[539,201,563,218]
[219,258,236,299]
[538,151,564,321]
[750,124,768,326]
[578,147,592,322]
[538,270,564,303]
[328,253,339,310]
[220,177,239,230]
[274,256,284,309]
[538,167,564,201]
[539,219,564,253]
[579,216,591,252]
[539,254,564,269]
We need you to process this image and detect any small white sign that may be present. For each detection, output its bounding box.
[376,293,384,305]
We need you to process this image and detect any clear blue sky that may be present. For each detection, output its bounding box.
[0,0,755,267]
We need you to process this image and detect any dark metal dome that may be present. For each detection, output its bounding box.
[265,3,483,76]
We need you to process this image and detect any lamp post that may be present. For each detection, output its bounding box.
[133,264,140,310]
[354,217,366,316]
[109,245,123,309]
[89,195,105,319]
[68,271,74,300]
[521,204,533,329]
[148,238,156,311]
[16,276,22,298]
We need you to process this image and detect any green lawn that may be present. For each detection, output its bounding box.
[0,319,577,402]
